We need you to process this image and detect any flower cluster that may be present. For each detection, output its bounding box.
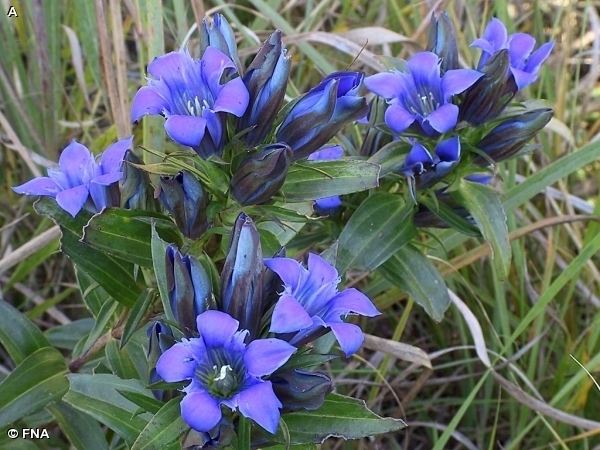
[10,10,554,447]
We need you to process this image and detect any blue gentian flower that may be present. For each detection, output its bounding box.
[13,138,132,217]
[307,145,344,214]
[131,48,249,158]
[277,71,368,160]
[264,253,380,357]
[472,18,553,90]
[160,171,208,239]
[200,13,242,73]
[402,136,460,179]
[156,310,295,433]
[365,52,482,136]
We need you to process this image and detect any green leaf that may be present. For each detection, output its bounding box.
[455,180,511,279]
[63,374,153,444]
[105,339,139,379]
[337,193,416,272]
[151,223,176,323]
[281,159,380,202]
[48,402,109,450]
[380,247,450,321]
[367,140,409,176]
[0,300,50,364]
[277,393,405,444]
[0,347,68,428]
[117,390,164,415]
[82,209,181,267]
[35,198,142,307]
[131,397,187,450]
[121,289,157,348]
[45,319,94,350]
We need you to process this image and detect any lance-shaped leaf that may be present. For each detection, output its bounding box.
[337,193,416,273]
[281,159,380,202]
[454,180,511,279]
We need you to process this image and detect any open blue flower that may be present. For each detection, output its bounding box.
[131,48,249,158]
[402,136,460,180]
[472,18,553,90]
[156,310,295,434]
[264,253,380,357]
[307,145,344,214]
[13,138,132,217]
[365,52,482,136]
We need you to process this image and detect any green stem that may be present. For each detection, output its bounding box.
[236,415,251,450]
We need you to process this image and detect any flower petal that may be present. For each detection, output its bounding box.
[441,69,482,98]
[270,294,313,334]
[525,41,554,72]
[91,172,122,186]
[384,103,415,134]
[510,68,538,90]
[325,288,380,321]
[99,137,132,174]
[315,196,342,212]
[508,33,536,67]
[238,381,282,434]
[328,322,364,357]
[180,389,222,432]
[307,145,344,161]
[201,47,237,83]
[435,136,461,162]
[424,103,458,133]
[59,141,96,186]
[483,18,508,52]
[406,51,441,85]
[196,310,239,348]
[244,338,296,377]
[131,86,168,122]
[213,77,249,117]
[148,51,190,80]
[164,115,207,148]
[156,340,198,382]
[264,257,305,292]
[307,253,339,285]
[12,177,61,196]
[405,143,433,167]
[364,72,404,98]
[55,185,89,217]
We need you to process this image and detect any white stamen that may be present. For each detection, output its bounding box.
[213,364,232,381]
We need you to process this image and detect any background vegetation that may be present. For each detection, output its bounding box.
[1,0,599,448]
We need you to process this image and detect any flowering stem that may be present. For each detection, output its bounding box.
[236,415,251,450]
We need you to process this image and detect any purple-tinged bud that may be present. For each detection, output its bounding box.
[427,12,459,72]
[159,171,208,239]
[475,108,553,164]
[277,72,368,160]
[231,143,292,206]
[200,13,242,73]
[460,50,517,125]
[120,150,154,210]
[271,369,333,412]
[146,320,175,397]
[165,245,213,336]
[220,213,263,339]
[238,31,290,146]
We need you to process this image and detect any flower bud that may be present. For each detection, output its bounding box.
[159,171,208,239]
[460,50,517,125]
[120,150,154,210]
[271,369,333,412]
[231,143,292,206]
[200,13,242,73]
[165,245,213,336]
[277,72,368,160]
[220,213,264,339]
[146,320,175,398]
[427,12,459,72]
[238,31,290,146]
[475,108,553,164]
